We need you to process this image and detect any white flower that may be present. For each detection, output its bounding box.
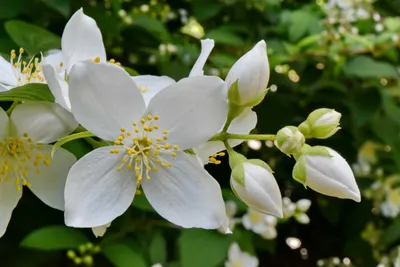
[225,243,259,267]
[0,48,46,91]
[274,126,305,155]
[218,200,240,233]
[230,160,283,217]
[185,39,257,165]
[282,198,296,218]
[64,61,229,230]
[226,40,270,107]
[293,145,361,202]
[42,8,106,111]
[0,102,77,237]
[242,208,277,240]
[299,108,341,139]
[92,222,111,238]
[296,199,311,212]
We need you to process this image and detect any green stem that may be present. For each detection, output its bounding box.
[209,133,276,142]
[6,101,18,115]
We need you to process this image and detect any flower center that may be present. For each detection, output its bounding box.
[208,152,225,165]
[249,210,263,224]
[110,114,179,194]
[0,133,51,191]
[10,48,46,86]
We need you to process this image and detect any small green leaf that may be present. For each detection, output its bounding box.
[103,243,147,267]
[343,56,399,78]
[179,229,233,267]
[5,20,61,55]
[51,131,95,157]
[124,66,139,76]
[0,83,54,102]
[20,226,88,251]
[41,0,70,17]
[381,217,400,248]
[149,231,167,265]
[206,29,243,46]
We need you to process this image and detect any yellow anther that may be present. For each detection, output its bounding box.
[135,128,139,133]
[209,157,216,162]
[93,57,101,63]
[153,150,159,156]
[16,186,21,191]
[163,130,169,134]
[133,122,137,126]
[120,127,125,132]
[126,132,132,136]
[121,158,127,163]
[161,163,167,168]
[141,118,146,124]
[19,48,24,54]
[173,145,179,150]
[156,158,161,163]
[135,166,140,171]
[163,136,168,140]
[117,167,121,172]
[136,157,141,162]
[143,125,149,131]
[114,140,121,145]
[156,138,162,142]
[215,160,221,165]
[146,175,150,180]
[218,152,226,156]
[168,162,172,167]
[153,166,158,171]
[110,59,116,63]
[171,152,177,157]
[147,114,152,120]
[116,62,121,66]
[127,164,132,169]
[164,143,170,149]
[156,145,161,150]
[118,135,124,141]
[23,133,28,137]
[22,180,27,186]
[136,189,141,195]
[153,125,159,130]
[60,62,64,67]
[154,115,159,120]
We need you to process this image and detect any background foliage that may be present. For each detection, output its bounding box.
[1,0,400,266]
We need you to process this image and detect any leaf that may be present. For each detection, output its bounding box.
[102,243,147,267]
[5,20,61,55]
[179,229,233,267]
[0,0,27,19]
[381,217,400,248]
[149,231,167,265]
[133,15,170,42]
[288,10,316,42]
[124,66,139,76]
[382,93,400,126]
[0,83,54,102]
[349,87,381,127]
[41,0,70,17]
[192,1,222,21]
[20,226,88,250]
[51,131,95,157]
[343,56,399,78]
[206,29,244,46]
[61,138,92,159]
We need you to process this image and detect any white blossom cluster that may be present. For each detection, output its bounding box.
[0,8,361,238]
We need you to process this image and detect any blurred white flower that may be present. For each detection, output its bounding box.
[225,243,259,267]
[242,208,277,240]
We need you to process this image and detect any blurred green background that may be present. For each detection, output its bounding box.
[2,0,400,266]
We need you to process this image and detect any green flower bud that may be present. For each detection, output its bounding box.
[304,108,341,139]
[274,126,305,155]
[82,255,94,266]
[67,250,76,259]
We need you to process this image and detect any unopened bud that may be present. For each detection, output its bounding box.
[274,126,305,155]
[300,108,341,139]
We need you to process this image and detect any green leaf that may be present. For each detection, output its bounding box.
[133,15,170,42]
[288,10,317,42]
[61,138,92,159]
[192,1,222,21]
[41,0,70,17]
[381,217,400,248]
[343,56,399,78]
[206,29,243,46]
[149,231,167,265]
[0,0,27,19]
[179,229,233,267]
[124,66,139,76]
[51,131,95,157]
[5,20,61,55]
[132,192,155,212]
[0,83,54,102]
[20,226,88,251]
[102,243,147,267]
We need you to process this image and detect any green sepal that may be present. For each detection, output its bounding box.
[247,159,274,173]
[227,79,241,105]
[298,121,311,139]
[306,108,334,125]
[300,144,332,157]
[227,149,247,170]
[292,156,307,185]
[242,88,269,108]
[51,131,95,157]
[231,163,245,187]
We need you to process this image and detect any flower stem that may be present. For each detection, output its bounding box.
[6,101,18,115]
[210,132,276,142]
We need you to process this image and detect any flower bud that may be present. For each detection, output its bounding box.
[296,199,311,212]
[294,213,310,224]
[292,145,361,202]
[274,126,305,155]
[300,108,341,139]
[230,159,283,217]
[226,40,270,107]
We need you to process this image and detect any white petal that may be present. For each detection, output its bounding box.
[27,146,76,210]
[10,102,78,143]
[62,8,106,71]
[0,56,17,86]
[92,222,111,237]
[42,64,71,110]
[189,39,215,77]
[69,61,146,141]
[0,181,22,237]
[0,107,10,139]
[132,75,176,106]
[225,40,270,106]
[228,243,241,261]
[64,146,136,227]
[304,148,361,202]
[0,84,10,92]
[43,51,65,71]
[195,109,257,164]
[141,152,228,229]
[146,76,228,150]
[232,163,283,217]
